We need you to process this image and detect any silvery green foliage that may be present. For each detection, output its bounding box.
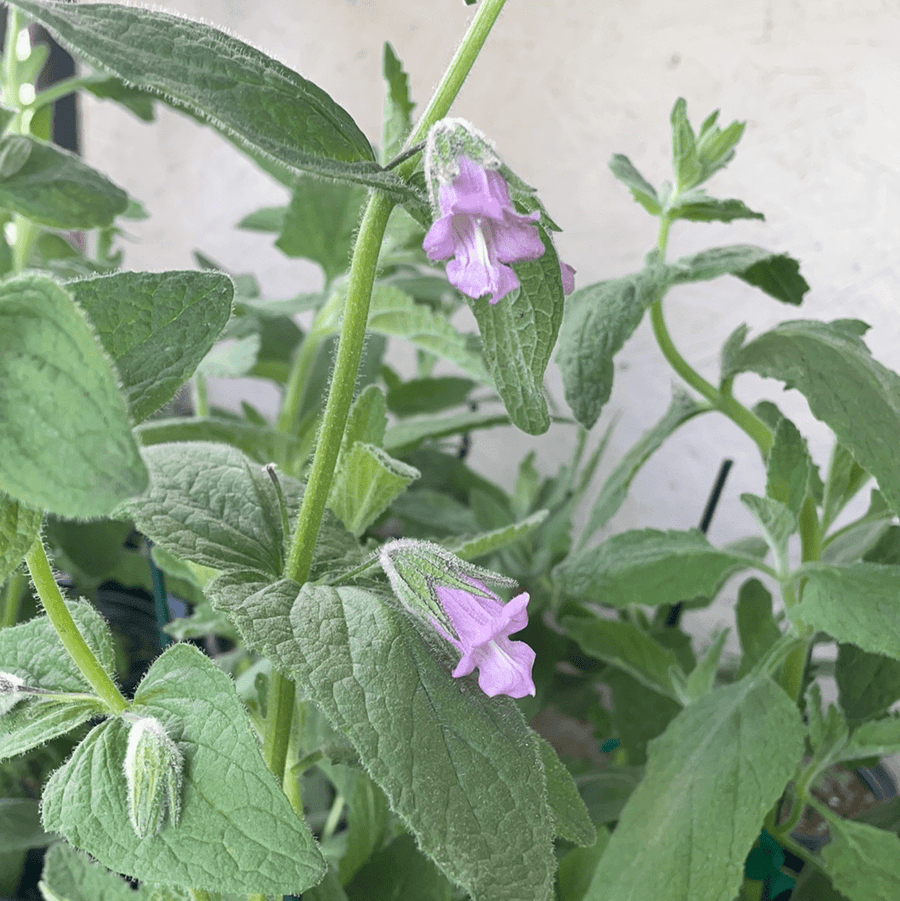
[1,8,900,901]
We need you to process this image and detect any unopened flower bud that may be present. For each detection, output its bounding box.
[123,715,183,838]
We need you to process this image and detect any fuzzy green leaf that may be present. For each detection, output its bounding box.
[9,0,419,202]
[383,408,509,455]
[275,178,365,282]
[446,510,549,561]
[582,677,804,901]
[607,154,660,215]
[208,576,556,901]
[68,271,233,422]
[563,615,682,700]
[556,272,662,429]
[735,579,781,673]
[0,601,113,760]
[382,43,415,164]
[835,643,900,723]
[470,229,564,435]
[730,320,900,518]
[0,135,127,228]
[328,443,419,536]
[790,563,900,661]
[819,816,900,901]
[536,736,595,847]
[0,799,50,852]
[39,843,154,901]
[668,193,765,224]
[0,275,148,517]
[41,644,325,895]
[114,442,291,577]
[0,494,41,582]
[668,244,808,306]
[555,528,754,607]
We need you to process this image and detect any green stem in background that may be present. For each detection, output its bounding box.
[276,320,326,436]
[651,213,772,457]
[24,540,128,714]
[1,570,27,628]
[261,669,295,790]
[192,372,209,417]
[2,9,23,109]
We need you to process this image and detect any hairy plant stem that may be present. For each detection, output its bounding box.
[262,0,511,800]
[24,541,128,714]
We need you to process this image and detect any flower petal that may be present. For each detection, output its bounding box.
[472,638,536,698]
[423,215,456,261]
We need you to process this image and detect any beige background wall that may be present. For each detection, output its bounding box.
[82,1,900,623]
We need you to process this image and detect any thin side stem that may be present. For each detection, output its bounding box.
[262,669,296,787]
[1,570,27,628]
[24,541,128,714]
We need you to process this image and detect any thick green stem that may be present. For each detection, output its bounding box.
[284,190,395,582]
[265,0,510,802]
[24,541,128,714]
[2,9,23,108]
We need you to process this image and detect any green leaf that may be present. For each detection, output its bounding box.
[556,271,661,429]
[575,767,644,824]
[322,283,489,382]
[841,715,900,761]
[113,442,292,577]
[39,843,155,901]
[0,275,148,517]
[562,615,683,700]
[558,827,610,901]
[236,204,286,233]
[136,417,307,471]
[536,736,595,847]
[766,416,814,516]
[0,494,41,582]
[668,245,808,305]
[446,510,549,561]
[822,490,893,565]
[682,629,729,701]
[0,135,127,228]
[836,643,900,723]
[275,178,366,282]
[323,764,389,885]
[581,676,804,901]
[790,563,900,661]
[822,442,871,531]
[345,834,452,901]
[670,98,701,191]
[382,43,415,164]
[740,493,796,556]
[68,271,233,422]
[81,75,156,122]
[607,154,660,215]
[0,601,113,760]
[582,390,704,537]
[735,578,781,673]
[10,0,422,202]
[668,193,765,224]
[555,528,754,607]
[329,443,419,536]
[0,799,50,852]
[41,643,325,894]
[383,408,510,455]
[731,320,900,518]
[818,815,900,901]
[208,577,557,901]
[470,228,564,435]
[694,109,745,180]
[385,376,477,416]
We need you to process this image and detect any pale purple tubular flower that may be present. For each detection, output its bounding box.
[433,579,536,699]
[424,155,545,304]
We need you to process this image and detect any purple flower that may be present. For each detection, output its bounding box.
[423,156,546,304]
[432,579,536,698]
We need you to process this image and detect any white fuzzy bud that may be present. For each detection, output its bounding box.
[0,671,27,716]
[123,715,183,838]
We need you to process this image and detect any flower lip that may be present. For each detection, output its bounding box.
[433,579,536,699]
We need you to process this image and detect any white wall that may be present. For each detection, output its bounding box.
[82,0,900,592]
